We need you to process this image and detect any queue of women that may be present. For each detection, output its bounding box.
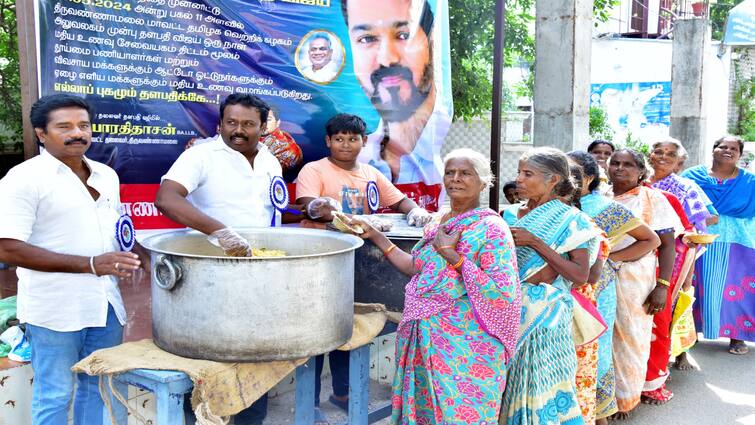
[347,134,754,424]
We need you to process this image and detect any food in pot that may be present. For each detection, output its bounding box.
[251,248,287,257]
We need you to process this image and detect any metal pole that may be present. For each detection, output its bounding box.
[489,0,506,210]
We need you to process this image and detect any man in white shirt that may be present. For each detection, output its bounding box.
[155,93,281,424]
[0,94,148,425]
[301,33,340,83]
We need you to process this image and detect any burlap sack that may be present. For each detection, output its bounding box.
[73,303,390,424]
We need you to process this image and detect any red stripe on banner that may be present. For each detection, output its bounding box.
[393,182,442,212]
[120,184,185,230]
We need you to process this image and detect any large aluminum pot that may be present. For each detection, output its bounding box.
[140,228,364,362]
[354,214,424,312]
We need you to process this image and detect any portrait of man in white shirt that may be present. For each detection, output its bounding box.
[298,31,344,84]
[342,0,452,189]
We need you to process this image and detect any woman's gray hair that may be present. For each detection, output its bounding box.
[518,147,575,197]
[651,137,688,157]
[443,148,494,189]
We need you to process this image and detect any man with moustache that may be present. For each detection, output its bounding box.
[301,32,340,83]
[342,0,452,207]
[155,93,281,424]
[0,94,148,424]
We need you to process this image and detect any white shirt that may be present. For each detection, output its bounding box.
[162,136,283,228]
[358,103,452,185]
[0,151,126,332]
[301,61,340,83]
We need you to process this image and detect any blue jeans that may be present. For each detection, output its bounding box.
[26,304,123,425]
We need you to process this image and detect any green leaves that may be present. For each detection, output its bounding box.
[449,0,617,121]
[0,1,20,153]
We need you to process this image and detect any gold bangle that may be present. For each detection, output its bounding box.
[383,244,397,257]
[656,278,670,287]
[439,245,455,251]
[451,256,464,269]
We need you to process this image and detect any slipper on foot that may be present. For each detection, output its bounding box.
[729,341,749,355]
[329,395,349,413]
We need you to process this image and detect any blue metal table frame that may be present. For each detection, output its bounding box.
[101,344,392,425]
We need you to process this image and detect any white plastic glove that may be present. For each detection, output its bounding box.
[358,215,393,232]
[307,197,341,220]
[406,207,432,227]
[207,228,252,257]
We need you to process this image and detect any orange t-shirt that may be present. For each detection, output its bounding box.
[295,158,406,215]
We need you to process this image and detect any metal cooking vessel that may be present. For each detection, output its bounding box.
[140,228,363,362]
[354,214,424,312]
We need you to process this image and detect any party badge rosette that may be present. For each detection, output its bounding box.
[366,180,379,214]
[269,175,289,226]
[115,214,136,252]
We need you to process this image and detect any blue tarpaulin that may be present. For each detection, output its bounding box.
[723,0,755,45]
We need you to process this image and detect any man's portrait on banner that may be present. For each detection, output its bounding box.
[295,30,345,84]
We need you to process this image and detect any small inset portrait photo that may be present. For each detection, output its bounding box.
[295,30,345,85]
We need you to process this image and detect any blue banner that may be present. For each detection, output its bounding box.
[37,0,452,227]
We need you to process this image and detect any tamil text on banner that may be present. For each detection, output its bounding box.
[37,0,452,229]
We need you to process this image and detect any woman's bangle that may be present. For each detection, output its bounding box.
[439,245,455,251]
[89,256,97,275]
[656,278,670,287]
[451,256,464,269]
[383,244,397,257]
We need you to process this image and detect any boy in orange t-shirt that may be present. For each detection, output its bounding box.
[294,113,430,417]
[296,113,430,225]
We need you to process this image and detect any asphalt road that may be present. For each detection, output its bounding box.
[624,338,755,425]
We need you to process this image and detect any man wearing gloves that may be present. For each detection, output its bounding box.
[294,113,430,421]
[155,93,280,424]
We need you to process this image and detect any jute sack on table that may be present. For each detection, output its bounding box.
[73,303,390,424]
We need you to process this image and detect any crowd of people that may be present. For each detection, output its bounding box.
[0,92,753,425]
[368,136,752,425]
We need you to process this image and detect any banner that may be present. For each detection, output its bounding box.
[37,0,453,228]
[590,82,671,145]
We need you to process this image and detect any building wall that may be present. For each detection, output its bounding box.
[442,113,533,206]
[590,37,731,163]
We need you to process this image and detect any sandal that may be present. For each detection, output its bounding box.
[328,394,349,413]
[729,340,749,355]
[641,385,674,405]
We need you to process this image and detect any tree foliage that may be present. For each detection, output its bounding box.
[710,0,744,41]
[449,0,618,121]
[0,0,20,152]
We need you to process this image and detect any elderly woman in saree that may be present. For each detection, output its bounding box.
[607,148,683,420]
[641,138,713,404]
[566,151,659,424]
[681,136,755,356]
[499,147,601,425]
[352,148,521,424]
[648,138,716,231]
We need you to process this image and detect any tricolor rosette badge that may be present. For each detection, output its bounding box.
[366,181,379,214]
[115,214,136,252]
[269,176,289,226]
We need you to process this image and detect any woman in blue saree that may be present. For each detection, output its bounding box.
[682,136,755,355]
[500,148,601,425]
[567,151,660,423]
[354,148,522,424]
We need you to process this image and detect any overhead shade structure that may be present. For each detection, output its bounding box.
[723,0,755,45]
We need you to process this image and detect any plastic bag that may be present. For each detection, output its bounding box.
[0,326,31,362]
[0,296,17,334]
